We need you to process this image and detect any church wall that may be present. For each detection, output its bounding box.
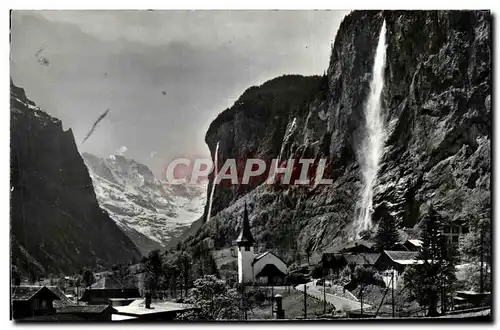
[238,246,255,284]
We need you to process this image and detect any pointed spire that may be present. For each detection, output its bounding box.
[237,201,254,246]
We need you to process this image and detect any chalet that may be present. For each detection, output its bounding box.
[340,239,377,254]
[237,202,288,285]
[374,250,421,275]
[79,276,140,305]
[443,220,469,246]
[11,286,60,320]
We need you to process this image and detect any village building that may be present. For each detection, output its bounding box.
[374,250,421,274]
[56,305,117,321]
[374,250,421,289]
[237,202,288,285]
[321,251,380,274]
[79,276,140,305]
[403,239,423,252]
[11,286,60,320]
[340,239,377,254]
[443,220,469,246]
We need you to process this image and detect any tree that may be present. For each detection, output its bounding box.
[111,263,136,289]
[458,190,491,293]
[459,216,491,293]
[176,252,192,297]
[403,206,456,316]
[82,268,95,288]
[375,215,401,251]
[177,275,241,320]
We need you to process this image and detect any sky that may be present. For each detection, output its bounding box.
[10,10,348,178]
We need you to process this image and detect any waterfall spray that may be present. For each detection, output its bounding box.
[355,20,387,237]
[206,141,219,222]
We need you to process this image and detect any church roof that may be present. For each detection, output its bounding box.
[252,251,287,266]
[236,202,254,246]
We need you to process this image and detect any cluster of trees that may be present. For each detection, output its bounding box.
[458,209,491,293]
[177,275,241,320]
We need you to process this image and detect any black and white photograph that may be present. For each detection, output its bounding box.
[8,8,492,322]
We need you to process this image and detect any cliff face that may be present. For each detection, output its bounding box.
[203,74,325,218]
[185,10,491,262]
[10,81,140,276]
[82,152,206,255]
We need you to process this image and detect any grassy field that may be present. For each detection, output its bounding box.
[248,289,334,320]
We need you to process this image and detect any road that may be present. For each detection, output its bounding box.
[295,282,370,311]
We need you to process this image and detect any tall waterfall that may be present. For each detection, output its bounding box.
[205,141,219,222]
[355,20,387,237]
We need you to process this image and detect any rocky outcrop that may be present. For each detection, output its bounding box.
[183,10,491,263]
[10,80,141,276]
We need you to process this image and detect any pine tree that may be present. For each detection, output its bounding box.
[403,206,456,316]
[374,215,401,251]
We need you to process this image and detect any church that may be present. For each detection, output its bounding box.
[236,202,288,285]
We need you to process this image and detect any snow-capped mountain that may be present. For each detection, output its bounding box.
[82,153,207,255]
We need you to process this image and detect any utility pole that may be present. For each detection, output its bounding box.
[304,284,307,319]
[323,274,327,314]
[391,271,395,318]
[480,221,484,293]
[360,284,364,317]
[271,285,274,317]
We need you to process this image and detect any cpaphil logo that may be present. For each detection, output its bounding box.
[164,158,333,185]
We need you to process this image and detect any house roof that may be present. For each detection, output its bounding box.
[46,286,74,308]
[344,253,379,265]
[383,251,421,265]
[12,286,60,302]
[236,202,254,246]
[406,239,423,247]
[321,252,344,259]
[57,305,116,314]
[114,299,196,316]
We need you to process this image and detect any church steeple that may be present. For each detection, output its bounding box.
[236,201,254,247]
